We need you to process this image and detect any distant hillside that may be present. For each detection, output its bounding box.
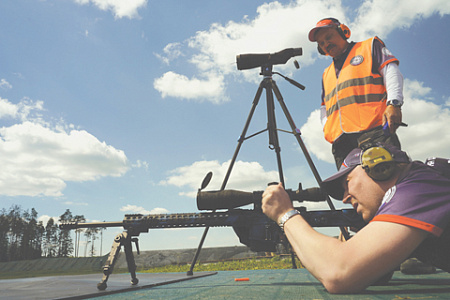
[0,246,257,276]
[114,246,258,269]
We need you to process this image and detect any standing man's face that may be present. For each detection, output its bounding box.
[315,27,348,57]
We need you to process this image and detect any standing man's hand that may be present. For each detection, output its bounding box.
[383,105,402,134]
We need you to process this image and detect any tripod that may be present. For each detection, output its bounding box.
[187,64,348,275]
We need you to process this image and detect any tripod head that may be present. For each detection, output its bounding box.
[236,47,302,70]
[256,60,306,91]
[238,48,306,91]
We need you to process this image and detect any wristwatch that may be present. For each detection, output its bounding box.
[387,99,403,107]
[278,209,300,231]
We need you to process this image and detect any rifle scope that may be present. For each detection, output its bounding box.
[197,187,326,211]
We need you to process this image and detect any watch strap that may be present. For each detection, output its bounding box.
[387,99,403,107]
[278,209,300,230]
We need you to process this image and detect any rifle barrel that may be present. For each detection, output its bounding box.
[60,221,123,230]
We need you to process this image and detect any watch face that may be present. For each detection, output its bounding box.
[389,100,402,107]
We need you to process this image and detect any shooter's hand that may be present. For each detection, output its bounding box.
[383,105,402,134]
[262,182,294,223]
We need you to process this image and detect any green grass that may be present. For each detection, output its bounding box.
[141,255,303,273]
[0,255,302,280]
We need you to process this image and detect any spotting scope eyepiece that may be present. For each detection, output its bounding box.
[236,47,302,70]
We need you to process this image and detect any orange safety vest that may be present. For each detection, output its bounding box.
[322,37,391,143]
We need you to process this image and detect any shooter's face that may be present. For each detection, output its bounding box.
[342,166,385,222]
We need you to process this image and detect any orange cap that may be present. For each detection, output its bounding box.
[308,18,341,42]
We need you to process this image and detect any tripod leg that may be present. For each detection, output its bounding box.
[271,81,350,240]
[266,79,299,268]
[264,79,285,185]
[187,227,209,275]
[221,82,265,190]
[188,83,265,275]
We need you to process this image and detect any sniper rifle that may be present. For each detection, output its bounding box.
[59,174,365,290]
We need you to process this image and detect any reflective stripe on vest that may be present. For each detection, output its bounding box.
[322,37,387,143]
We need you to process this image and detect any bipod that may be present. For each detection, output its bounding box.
[97,231,140,290]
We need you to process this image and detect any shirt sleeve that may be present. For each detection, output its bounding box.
[372,37,403,103]
[372,37,399,74]
[320,80,327,126]
[380,62,404,103]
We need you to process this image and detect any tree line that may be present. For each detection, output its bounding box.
[0,205,104,262]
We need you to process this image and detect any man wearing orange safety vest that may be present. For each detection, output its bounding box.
[309,18,404,168]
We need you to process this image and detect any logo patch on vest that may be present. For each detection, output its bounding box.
[350,55,364,66]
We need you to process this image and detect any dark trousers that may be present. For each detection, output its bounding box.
[332,126,401,169]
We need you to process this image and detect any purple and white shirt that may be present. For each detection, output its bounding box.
[373,161,450,236]
[371,161,450,271]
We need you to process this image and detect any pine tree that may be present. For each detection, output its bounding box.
[58,209,74,257]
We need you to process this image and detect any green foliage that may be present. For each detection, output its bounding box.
[0,206,88,262]
[0,205,45,261]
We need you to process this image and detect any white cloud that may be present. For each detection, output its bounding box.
[160,160,279,198]
[300,109,334,164]
[0,79,12,90]
[301,79,450,164]
[73,0,147,19]
[132,159,149,170]
[154,0,344,103]
[0,97,43,121]
[352,0,450,40]
[0,97,19,118]
[120,205,168,215]
[399,79,450,160]
[0,99,129,197]
[63,201,89,206]
[154,0,450,104]
[38,215,57,227]
[154,43,183,65]
[159,159,331,211]
[153,71,229,104]
[445,97,450,107]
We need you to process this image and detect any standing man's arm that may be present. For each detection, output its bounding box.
[381,62,404,133]
[320,81,327,128]
[372,38,404,134]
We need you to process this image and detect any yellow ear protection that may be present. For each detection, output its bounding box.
[316,18,351,55]
[360,145,396,181]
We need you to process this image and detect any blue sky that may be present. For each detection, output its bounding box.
[1,0,449,255]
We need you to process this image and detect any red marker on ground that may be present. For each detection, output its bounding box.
[235,277,250,281]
